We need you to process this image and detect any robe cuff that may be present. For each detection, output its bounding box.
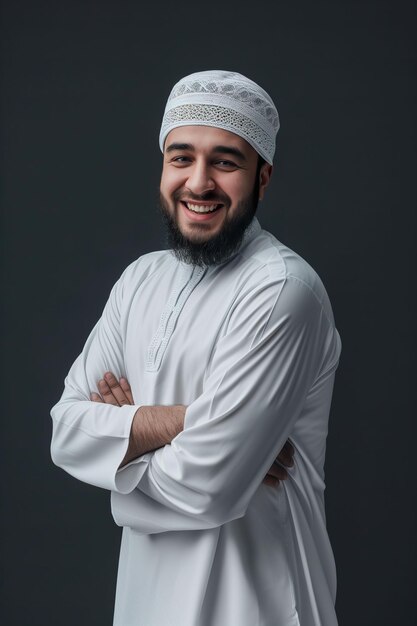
[114,451,153,494]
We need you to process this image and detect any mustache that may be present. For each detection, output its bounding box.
[172,189,230,206]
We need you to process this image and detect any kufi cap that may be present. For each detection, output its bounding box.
[159,70,279,165]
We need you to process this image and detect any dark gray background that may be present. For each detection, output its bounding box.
[1,1,416,624]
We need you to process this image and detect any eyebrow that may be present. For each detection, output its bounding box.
[166,143,193,153]
[214,145,247,161]
[165,142,247,161]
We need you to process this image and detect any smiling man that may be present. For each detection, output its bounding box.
[158,125,270,266]
[50,70,342,625]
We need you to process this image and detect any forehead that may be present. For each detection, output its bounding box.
[164,125,257,158]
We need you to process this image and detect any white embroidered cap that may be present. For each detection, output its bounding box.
[159,70,280,165]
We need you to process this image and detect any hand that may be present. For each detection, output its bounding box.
[262,440,295,488]
[91,371,185,464]
[91,373,295,485]
[90,371,133,406]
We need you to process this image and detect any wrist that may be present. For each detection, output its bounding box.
[172,404,186,437]
[132,404,185,450]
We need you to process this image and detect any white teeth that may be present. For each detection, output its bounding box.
[186,203,220,213]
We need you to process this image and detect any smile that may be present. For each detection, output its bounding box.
[182,202,223,214]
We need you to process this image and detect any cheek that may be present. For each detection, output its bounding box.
[223,174,253,202]
[161,168,186,195]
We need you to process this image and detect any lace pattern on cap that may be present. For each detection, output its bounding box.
[168,74,279,134]
[159,70,279,164]
[160,103,274,164]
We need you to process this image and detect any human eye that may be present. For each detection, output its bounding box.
[170,155,192,166]
[215,159,239,169]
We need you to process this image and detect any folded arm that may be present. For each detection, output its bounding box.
[50,268,156,494]
[51,271,335,533]
[111,277,335,533]
[92,372,293,479]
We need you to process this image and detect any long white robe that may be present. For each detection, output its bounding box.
[50,218,342,625]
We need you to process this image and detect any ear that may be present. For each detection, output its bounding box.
[258,164,273,201]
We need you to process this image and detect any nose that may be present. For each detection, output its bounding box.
[185,160,215,196]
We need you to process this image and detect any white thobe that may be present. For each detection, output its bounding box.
[50,218,342,626]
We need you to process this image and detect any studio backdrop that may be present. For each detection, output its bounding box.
[1,1,415,624]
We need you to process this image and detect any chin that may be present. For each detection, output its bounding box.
[158,189,257,267]
[179,219,224,240]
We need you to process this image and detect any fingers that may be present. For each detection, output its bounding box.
[267,463,289,481]
[276,440,295,468]
[119,377,134,405]
[97,377,120,406]
[263,463,289,488]
[263,475,280,487]
[264,441,296,488]
[90,392,103,403]
[90,372,133,407]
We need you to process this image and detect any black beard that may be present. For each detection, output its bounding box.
[158,186,259,267]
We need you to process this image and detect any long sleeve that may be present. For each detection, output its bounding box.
[50,268,152,494]
[111,275,340,533]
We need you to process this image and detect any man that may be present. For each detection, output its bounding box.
[51,70,342,625]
